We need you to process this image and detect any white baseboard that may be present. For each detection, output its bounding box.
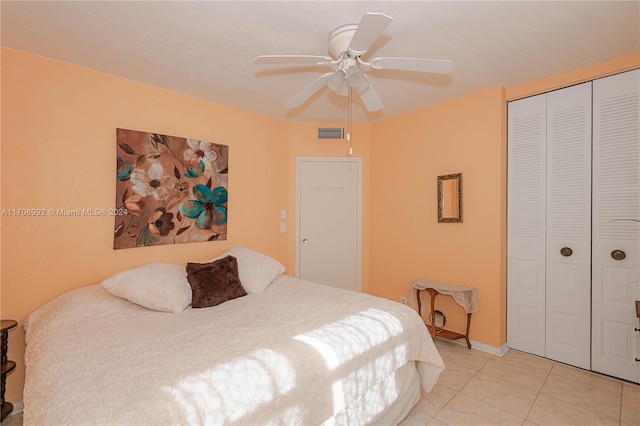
[470,340,509,356]
[8,401,23,415]
[443,338,509,356]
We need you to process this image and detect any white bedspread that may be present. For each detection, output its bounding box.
[24,275,444,425]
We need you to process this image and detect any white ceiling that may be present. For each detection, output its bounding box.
[2,1,638,123]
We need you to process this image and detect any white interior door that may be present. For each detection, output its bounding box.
[545,82,592,369]
[296,157,362,291]
[592,69,640,383]
[507,93,547,356]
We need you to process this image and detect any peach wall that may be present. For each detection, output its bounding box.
[0,48,290,402]
[369,87,507,348]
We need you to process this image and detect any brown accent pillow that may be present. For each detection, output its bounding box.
[186,255,247,308]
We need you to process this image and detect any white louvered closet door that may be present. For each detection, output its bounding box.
[592,69,640,383]
[507,94,547,356]
[545,82,592,369]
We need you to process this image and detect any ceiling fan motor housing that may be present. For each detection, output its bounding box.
[328,24,359,59]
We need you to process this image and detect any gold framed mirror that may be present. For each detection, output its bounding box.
[437,173,462,223]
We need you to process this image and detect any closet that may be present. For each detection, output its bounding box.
[507,69,639,383]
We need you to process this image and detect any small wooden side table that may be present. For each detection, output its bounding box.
[413,280,479,349]
[1,320,17,421]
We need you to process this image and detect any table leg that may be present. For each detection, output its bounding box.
[464,312,472,349]
[428,288,438,341]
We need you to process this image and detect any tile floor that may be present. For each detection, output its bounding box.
[3,340,638,425]
[0,410,21,426]
[401,339,640,426]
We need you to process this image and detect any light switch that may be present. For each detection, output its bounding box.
[280,223,286,233]
[280,209,287,220]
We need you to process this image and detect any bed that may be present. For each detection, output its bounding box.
[23,248,444,425]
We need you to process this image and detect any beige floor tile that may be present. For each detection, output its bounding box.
[540,373,621,421]
[527,394,618,426]
[621,395,640,426]
[398,416,430,426]
[399,399,433,426]
[420,385,457,417]
[435,339,462,353]
[550,363,622,394]
[435,393,524,426]
[435,341,492,372]
[437,360,478,391]
[431,338,639,426]
[623,382,640,400]
[503,349,554,372]
[480,356,549,392]
[427,418,450,425]
[461,372,537,418]
[434,339,480,364]
[1,412,23,426]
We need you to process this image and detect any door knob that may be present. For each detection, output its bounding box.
[560,247,573,257]
[611,250,626,261]
[302,238,308,244]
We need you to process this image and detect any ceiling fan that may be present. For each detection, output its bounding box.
[253,12,453,112]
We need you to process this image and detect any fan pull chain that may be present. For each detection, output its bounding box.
[347,86,353,155]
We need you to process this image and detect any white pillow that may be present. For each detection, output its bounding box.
[101,262,192,313]
[213,247,285,294]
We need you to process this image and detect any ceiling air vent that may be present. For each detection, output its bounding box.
[318,127,344,140]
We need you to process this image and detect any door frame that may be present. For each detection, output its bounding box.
[295,157,363,291]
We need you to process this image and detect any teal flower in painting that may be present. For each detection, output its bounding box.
[116,156,132,180]
[184,159,206,179]
[180,184,228,229]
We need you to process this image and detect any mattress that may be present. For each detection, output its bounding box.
[24,275,444,425]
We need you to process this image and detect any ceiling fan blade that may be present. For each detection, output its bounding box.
[369,57,453,74]
[356,75,384,112]
[347,12,393,56]
[285,72,335,109]
[253,55,333,66]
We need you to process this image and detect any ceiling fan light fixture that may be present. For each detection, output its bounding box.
[327,70,347,93]
[347,66,367,88]
[337,82,349,96]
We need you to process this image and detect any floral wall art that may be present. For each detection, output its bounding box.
[114,128,228,249]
